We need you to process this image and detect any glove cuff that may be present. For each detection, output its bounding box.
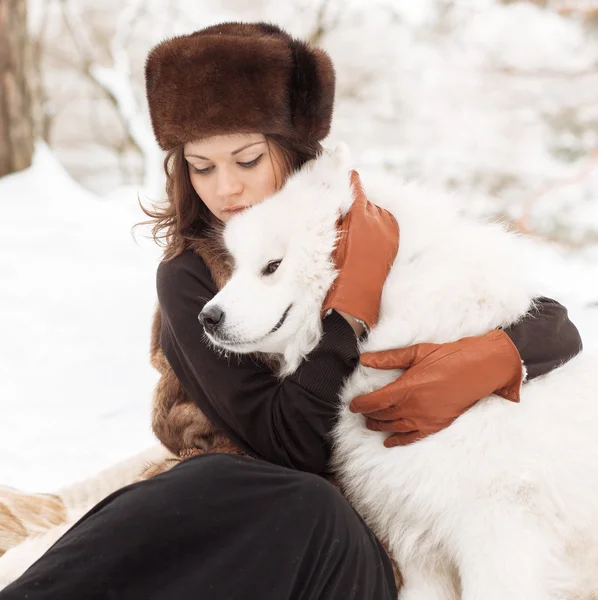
[491,329,524,403]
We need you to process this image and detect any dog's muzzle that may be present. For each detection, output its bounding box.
[199,303,294,346]
[199,305,225,335]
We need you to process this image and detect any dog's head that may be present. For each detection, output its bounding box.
[199,144,354,375]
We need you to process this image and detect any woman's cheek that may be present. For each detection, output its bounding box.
[190,176,209,200]
[258,161,279,195]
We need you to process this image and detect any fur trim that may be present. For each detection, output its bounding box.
[145,22,335,150]
[150,234,240,457]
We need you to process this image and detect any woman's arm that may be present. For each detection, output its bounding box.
[502,296,583,380]
[351,296,584,447]
[157,250,359,473]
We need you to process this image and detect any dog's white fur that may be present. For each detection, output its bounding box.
[203,145,598,599]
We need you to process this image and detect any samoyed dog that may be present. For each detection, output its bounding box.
[200,144,598,600]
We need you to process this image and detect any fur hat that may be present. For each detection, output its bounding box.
[144,22,336,150]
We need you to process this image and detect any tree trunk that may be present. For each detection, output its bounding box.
[0,0,34,178]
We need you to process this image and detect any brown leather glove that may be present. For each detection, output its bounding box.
[321,170,399,330]
[349,329,524,447]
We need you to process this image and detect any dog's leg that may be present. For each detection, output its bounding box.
[398,556,459,600]
[457,511,564,600]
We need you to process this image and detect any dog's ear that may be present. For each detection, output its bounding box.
[317,142,351,176]
[328,142,351,169]
[289,142,353,221]
[302,142,351,180]
[327,142,353,216]
[305,142,352,198]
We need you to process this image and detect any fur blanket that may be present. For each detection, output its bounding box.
[0,445,173,587]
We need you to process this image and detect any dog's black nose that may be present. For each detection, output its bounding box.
[199,305,225,334]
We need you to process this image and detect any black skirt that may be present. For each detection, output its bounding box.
[0,453,397,599]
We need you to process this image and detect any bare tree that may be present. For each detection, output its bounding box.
[29,0,56,144]
[0,0,35,177]
[57,0,164,197]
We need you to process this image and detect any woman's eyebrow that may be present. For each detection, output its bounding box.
[231,141,265,155]
[184,141,265,161]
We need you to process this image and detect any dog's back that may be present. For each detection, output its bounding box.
[333,176,598,600]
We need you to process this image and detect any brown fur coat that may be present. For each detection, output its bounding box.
[149,234,246,462]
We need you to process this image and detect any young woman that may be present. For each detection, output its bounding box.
[0,21,582,600]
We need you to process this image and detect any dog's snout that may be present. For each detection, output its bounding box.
[199,305,225,334]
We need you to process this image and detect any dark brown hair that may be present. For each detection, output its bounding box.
[138,134,323,261]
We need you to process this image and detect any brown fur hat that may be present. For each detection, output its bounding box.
[144,21,335,150]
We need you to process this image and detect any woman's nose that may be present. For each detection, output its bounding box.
[216,167,243,197]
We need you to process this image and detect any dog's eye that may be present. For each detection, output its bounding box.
[262,259,282,276]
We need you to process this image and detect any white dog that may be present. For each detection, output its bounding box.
[201,145,598,600]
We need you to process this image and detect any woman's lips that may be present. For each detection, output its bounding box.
[223,204,249,214]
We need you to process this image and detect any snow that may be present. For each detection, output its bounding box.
[463,3,595,72]
[0,143,162,492]
[1,143,598,494]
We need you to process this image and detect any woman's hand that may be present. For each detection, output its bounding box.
[350,329,524,447]
[322,170,399,334]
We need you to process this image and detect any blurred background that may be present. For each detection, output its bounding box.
[1,0,598,491]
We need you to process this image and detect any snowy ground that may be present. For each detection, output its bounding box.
[1,144,598,493]
[0,145,162,492]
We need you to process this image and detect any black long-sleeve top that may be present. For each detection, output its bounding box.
[156,249,583,473]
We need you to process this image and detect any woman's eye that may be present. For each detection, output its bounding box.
[190,154,263,174]
[262,259,282,276]
[238,154,263,169]
[191,165,213,175]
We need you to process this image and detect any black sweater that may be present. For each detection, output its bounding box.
[156,249,583,473]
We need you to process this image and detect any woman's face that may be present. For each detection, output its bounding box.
[184,133,286,223]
